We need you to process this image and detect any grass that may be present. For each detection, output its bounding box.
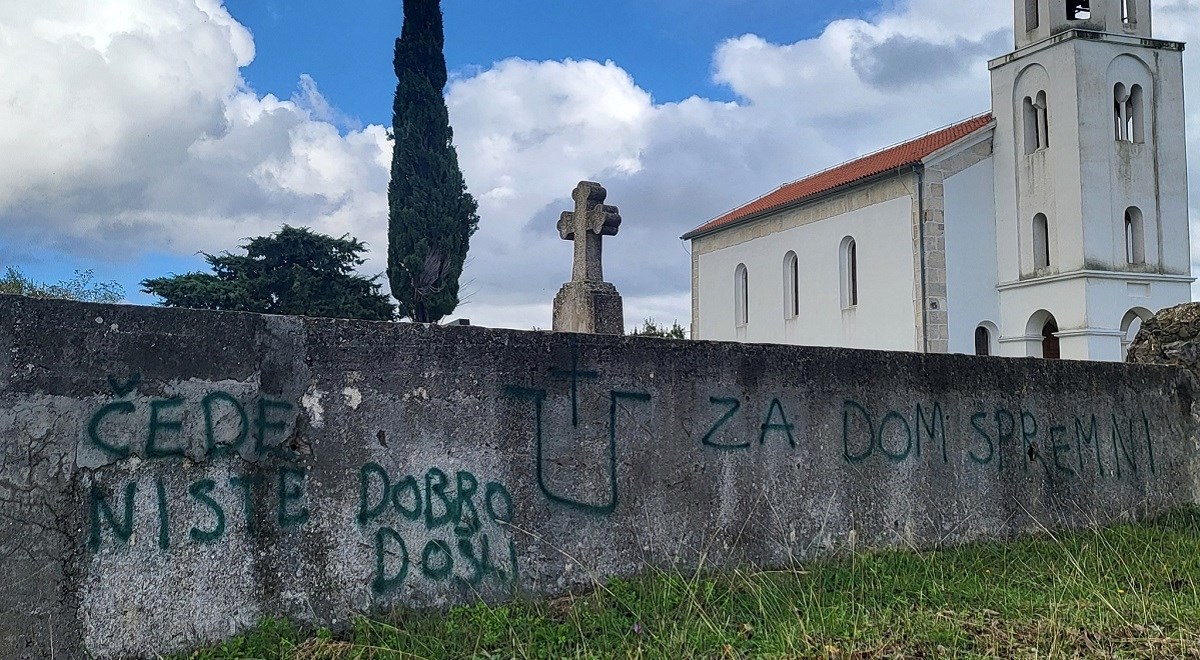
[182,508,1200,659]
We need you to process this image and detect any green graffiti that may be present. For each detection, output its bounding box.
[88,482,137,552]
[842,400,874,463]
[915,402,947,463]
[424,468,455,530]
[877,411,913,462]
[392,475,422,522]
[278,467,310,527]
[456,534,491,587]
[968,412,994,465]
[1075,415,1102,476]
[455,471,482,535]
[549,339,599,427]
[994,409,1015,472]
[421,539,454,581]
[485,482,514,524]
[155,478,170,551]
[87,401,134,459]
[358,462,390,524]
[1111,413,1139,478]
[189,479,226,543]
[256,398,297,460]
[372,527,410,594]
[702,397,746,450]
[506,359,649,516]
[360,463,519,591]
[758,398,795,448]
[229,473,264,536]
[1049,425,1074,477]
[146,398,186,459]
[202,392,248,456]
[106,373,141,397]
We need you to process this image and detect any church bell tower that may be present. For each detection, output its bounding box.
[990,0,1192,360]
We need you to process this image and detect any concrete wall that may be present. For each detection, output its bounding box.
[2,294,1199,658]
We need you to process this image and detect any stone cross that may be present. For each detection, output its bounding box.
[551,181,625,335]
[557,181,622,283]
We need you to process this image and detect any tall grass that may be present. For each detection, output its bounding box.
[185,508,1200,658]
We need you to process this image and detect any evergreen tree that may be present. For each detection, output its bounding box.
[387,0,479,323]
[141,225,395,321]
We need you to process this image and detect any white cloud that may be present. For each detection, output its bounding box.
[2,0,1200,330]
[0,0,388,263]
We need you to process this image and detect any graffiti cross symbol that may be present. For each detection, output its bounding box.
[504,341,650,516]
[549,341,598,427]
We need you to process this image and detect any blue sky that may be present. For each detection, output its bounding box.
[2,1,1199,328]
[226,0,879,124]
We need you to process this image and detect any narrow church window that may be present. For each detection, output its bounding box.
[849,242,858,307]
[975,326,992,356]
[1026,0,1040,30]
[840,237,858,309]
[1125,207,1145,264]
[1114,83,1129,141]
[1115,84,1145,143]
[1025,93,1049,153]
[1068,0,1091,20]
[1035,91,1049,149]
[1042,319,1061,360]
[784,252,799,318]
[1033,213,1050,269]
[1129,84,1144,143]
[1122,0,1136,25]
[735,264,749,326]
[1023,97,1038,154]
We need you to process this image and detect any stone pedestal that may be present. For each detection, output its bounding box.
[553,281,624,335]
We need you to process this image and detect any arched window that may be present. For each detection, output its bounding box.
[784,251,799,318]
[1023,97,1038,154]
[1026,0,1040,30]
[1042,318,1060,360]
[1035,91,1049,149]
[974,326,992,356]
[1024,93,1049,153]
[1114,83,1129,140]
[1129,84,1144,143]
[840,237,858,309]
[1121,308,1150,357]
[1032,213,1050,269]
[1068,0,1091,20]
[734,264,748,326]
[1125,207,1145,264]
[1114,83,1143,142]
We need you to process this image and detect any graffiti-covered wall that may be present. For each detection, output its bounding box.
[1,295,1197,658]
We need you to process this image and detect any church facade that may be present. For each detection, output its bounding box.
[683,0,1192,361]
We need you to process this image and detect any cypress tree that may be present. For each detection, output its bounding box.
[387,0,479,323]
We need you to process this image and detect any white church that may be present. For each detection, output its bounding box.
[683,0,1192,361]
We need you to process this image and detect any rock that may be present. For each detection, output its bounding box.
[1126,303,1200,374]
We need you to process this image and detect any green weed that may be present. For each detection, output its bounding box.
[182,508,1200,659]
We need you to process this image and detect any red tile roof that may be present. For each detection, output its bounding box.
[682,113,994,240]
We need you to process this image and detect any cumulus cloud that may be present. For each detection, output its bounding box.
[0,0,389,262]
[3,0,1200,330]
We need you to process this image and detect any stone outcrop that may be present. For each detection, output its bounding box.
[1126,303,1200,374]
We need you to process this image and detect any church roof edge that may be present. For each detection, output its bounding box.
[682,113,995,241]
